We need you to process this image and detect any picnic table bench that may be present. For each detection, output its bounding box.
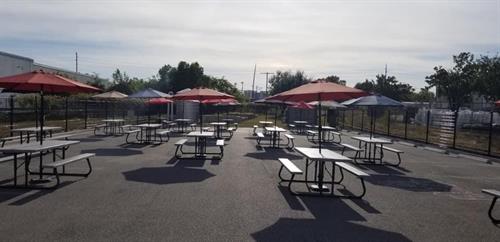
[482,189,500,224]
[42,153,95,188]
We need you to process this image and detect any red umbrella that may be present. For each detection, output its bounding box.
[173,88,234,132]
[201,98,237,105]
[148,98,173,105]
[266,80,367,152]
[291,101,314,110]
[0,70,101,144]
[495,100,500,107]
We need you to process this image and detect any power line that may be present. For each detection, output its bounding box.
[260,72,273,96]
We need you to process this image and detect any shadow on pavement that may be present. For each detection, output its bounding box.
[251,196,410,241]
[366,175,452,192]
[81,148,143,156]
[122,165,215,185]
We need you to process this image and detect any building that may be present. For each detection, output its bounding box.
[0,50,93,83]
[243,90,267,101]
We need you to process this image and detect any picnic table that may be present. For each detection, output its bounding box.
[210,122,227,139]
[0,140,79,188]
[293,120,308,134]
[102,119,125,135]
[310,125,340,142]
[174,119,191,133]
[186,131,214,157]
[294,147,352,196]
[264,126,287,148]
[135,123,162,144]
[351,136,392,163]
[11,126,63,144]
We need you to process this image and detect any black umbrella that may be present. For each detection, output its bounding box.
[342,95,404,138]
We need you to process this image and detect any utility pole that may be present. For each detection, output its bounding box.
[384,64,387,79]
[75,52,79,73]
[240,81,244,92]
[251,64,256,100]
[260,72,273,96]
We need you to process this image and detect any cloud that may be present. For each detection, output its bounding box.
[0,0,498,89]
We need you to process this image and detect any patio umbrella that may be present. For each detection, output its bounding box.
[0,70,101,144]
[290,101,314,122]
[255,98,294,127]
[308,100,347,126]
[129,88,172,124]
[203,98,238,122]
[342,94,403,138]
[147,98,173,120]
[173,88,234,133]
[266,80,366,151]
[93,91,128,119]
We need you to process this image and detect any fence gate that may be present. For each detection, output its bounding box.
[433,111,455,148]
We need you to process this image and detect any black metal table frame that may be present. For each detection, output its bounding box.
[103,120,125,135]
[16,130,55,144]
[176,136,223,160]
[137,126,161,144]
[278,158,366,198]
[0,145,81,189]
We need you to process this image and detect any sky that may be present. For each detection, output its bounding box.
[1,0,499,91]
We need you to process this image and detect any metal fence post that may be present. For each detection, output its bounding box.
[452,110,458,148]
[65,97,69,132]
[488,111,493,155]
[404,109,408,139]
[387,110,391,135]
[9,95,14,136]
[34,96,38,128]
[351,109,354,128]
[342,110,345,129]
[425,110,431,143]
[361,109,364,131]
[84,99,88,129]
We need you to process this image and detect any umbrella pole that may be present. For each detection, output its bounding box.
[40,88,44,145]
[199,102,203,133]
[318,93,322,152]
[148,99,151,124]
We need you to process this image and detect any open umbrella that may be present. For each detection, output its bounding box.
[202,98,238,122]
[308,100,347,126]
[0,70,101,144]
[290,101,314,122]
[342,94,403,138]
[266,80,366,152]
[93,90,128,119]
[129,88,172,124]
[173,88,234,133]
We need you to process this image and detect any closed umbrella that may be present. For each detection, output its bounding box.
[173,88,234,133]
[0,70,101,144]
[342,95,403,138]
[266,80,366,152]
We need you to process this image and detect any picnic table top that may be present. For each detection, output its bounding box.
[135,123,162,128]
[295,147,352,162]
[175,119,192,122]
[0,140,79,153]
[102,119,125,122]
[186,131,214,137]
[265,126,287,132]
[351,136,392,144]
[210,122,227,126]
[293,120,308,124]
[11,126,63,132]
[259,121,273,124]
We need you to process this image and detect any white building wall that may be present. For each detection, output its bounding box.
[0,52,33,77]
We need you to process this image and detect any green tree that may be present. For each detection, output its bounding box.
[88,72,109,90]
[268,70,311,95]
[355,75,414,101]
[320,75,341,83]
[475,54,500,101]
[426,52,477,111]
[411,87,435,102]
[107,69,145,94]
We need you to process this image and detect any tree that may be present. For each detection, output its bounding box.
[107,69,145,94]
[426,52,477,111]
[320,75,341,83]
[268,70,311,95]
[475,54,500,101]
[354,75,414,101]
[411,87,435,102]
[354,79,375,93]
[88,72,108,90]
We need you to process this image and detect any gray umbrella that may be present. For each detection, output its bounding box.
[342,95,403,138]
[129,88,172,123]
